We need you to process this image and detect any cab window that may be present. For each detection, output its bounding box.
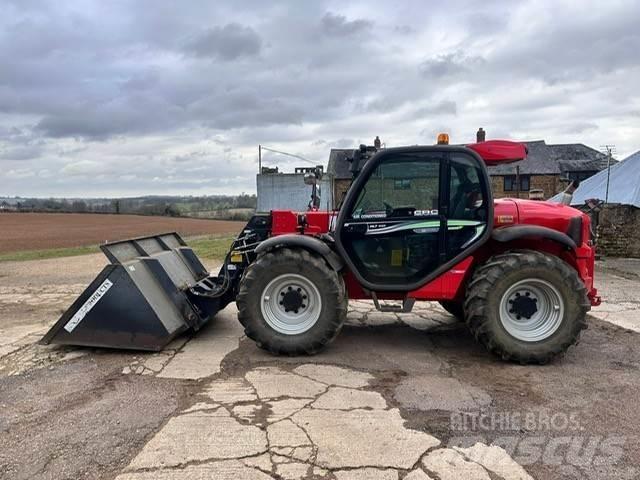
[350,153,441,220]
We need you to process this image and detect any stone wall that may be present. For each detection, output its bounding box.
[333,179,352,209]
[491,174,563,199]
[596,204,640,258]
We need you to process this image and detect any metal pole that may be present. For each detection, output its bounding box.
[258,144,262,173]
[515,166,520,199]
[604,147,612,204]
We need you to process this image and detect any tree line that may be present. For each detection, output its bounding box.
[0,194,257,220]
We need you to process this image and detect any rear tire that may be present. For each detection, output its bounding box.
[439,300,464,320]
[464,250,589,364]
[237,248,347,355]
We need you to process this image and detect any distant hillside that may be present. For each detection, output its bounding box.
[0,194,257,221]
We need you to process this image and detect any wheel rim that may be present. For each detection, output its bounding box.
[260,273,322,335]
[499,278,565,342]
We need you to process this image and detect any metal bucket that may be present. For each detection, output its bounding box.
[40,232,227,351]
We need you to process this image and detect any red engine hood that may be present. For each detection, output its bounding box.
[494,198,584,231]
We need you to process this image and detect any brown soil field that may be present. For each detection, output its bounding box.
[0,213,245,253]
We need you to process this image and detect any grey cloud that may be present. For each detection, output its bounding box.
[321,12,372,36]
[0,144,44,161]
[488,4,640,83]
[311,138,353,148]
[35,95,182,139]
[393,25,414,35]
[183,23,262,60]
[419,52,486,79]
[121,70,161,92]
[562,122,599,135]
[1,0,639,197]
[415,101,458,117]
[0,126,46,161]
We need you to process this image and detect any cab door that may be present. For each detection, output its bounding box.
[334,147,491,291]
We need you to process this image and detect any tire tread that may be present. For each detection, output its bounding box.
[236,248,347,355]
[464,249,589,364]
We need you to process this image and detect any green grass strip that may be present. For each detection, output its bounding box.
[0,235,236,263]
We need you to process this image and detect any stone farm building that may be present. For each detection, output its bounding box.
[326,148,356,209]
[488,140,611,200]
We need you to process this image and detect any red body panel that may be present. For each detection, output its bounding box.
[271,210,299,235]
[408,257,474,300]
[510,198,583,231]
[304,211,331,234]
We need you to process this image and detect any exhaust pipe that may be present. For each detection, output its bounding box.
[556,179,580,205]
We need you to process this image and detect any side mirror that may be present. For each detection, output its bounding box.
[303,172,318,185]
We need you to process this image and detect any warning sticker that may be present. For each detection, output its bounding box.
[64,279,114,332]
[390,249,403,266]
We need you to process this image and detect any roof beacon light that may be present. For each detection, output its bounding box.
[437,133,449,145]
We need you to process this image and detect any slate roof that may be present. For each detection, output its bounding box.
[488,141,610,176]
[327,142,611,180]
[550,150,640,208]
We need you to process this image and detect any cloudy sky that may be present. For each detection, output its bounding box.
[1,0,639,197]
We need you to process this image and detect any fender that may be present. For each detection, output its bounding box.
[255,234,345,271]
[492,225,576,250]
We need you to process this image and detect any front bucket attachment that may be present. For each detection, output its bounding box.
[41,232,228,351]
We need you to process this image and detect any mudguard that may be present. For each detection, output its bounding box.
[255,234,345,271]
[492,225,577,249]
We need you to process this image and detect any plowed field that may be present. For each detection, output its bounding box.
[0,213,244,253]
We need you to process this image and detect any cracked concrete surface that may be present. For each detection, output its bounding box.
[119,364,536,479]
[454,443,533,480]
[3,255,640,479]
[125,408,268,470]
[116,460,274,480]
[423,448,493,480]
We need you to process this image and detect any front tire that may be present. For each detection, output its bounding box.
[464,250,589,364]
[237,248,347,355]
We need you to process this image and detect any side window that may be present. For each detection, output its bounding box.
[350,154,441,220]
[504,176,515,192]
[447,153,489,259]
[503,174,530,192]
[449,154,485,220]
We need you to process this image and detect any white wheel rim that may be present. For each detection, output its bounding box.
[499,278,565,342]
[260,273,322,335]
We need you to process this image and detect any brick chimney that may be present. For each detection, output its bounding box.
[476,128,486,143]
[374,136,381,149]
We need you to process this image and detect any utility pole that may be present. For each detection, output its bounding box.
[600,145,616,204]
[258,144,262,173]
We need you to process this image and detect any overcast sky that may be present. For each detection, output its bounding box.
[1,0,639,197]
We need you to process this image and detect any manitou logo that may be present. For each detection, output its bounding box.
[63,279,114,332]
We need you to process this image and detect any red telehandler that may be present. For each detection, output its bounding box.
[42,136,600,363]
